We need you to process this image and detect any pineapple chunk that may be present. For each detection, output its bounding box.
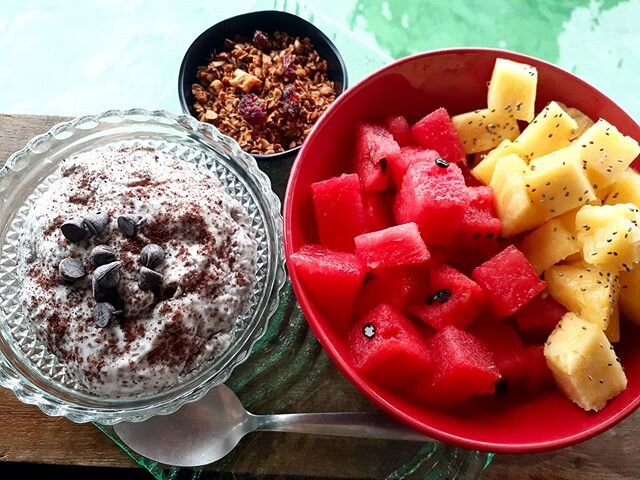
[566,107,595,140]
[521,210,579,274]
[490,153,545,237]
[526,146,598,220]
[487,58,537,122]
[512,101,578,161]
[605,168,640,206]
[619,268,640,326]
[605,302,620,343]
[577,119,640,189]
[557,102,595,140]
[546,263,619,330]
[470,139,521,185]
[452,108,520,154]
[544,312,627,412]
[575,204,640,269]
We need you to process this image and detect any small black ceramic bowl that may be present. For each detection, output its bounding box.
[178,10,348,162]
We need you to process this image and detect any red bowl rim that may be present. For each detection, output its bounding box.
[283,47,640,453]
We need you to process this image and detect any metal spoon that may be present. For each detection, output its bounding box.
[114,384,432,467]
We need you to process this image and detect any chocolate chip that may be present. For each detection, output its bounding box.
[117,214,146,237]
[427,289,453,305]
[58,258,85,282]
[60,218,88,242]
[93,261,121,291]
[139,266,163,292]
[89,245,118,267]
[83,212,109,237]
[140,244,165,269]
[93,302,121,328]
[362,323,376,339]
[435,157,450,168]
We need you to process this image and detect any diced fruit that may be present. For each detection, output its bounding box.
[389,146,440,188]
[520,210,580,274]
[349,304,432,390]
[565,106,595,140]
[355,123,400,191]
[619,269,640,326]
[354,266,429,319]
[395,159,470,246]
[512,101,578,161]
[470,322,526,386]
[385,115,413,146]
[545,263,619,330]
[575,204,640,269]
[487,58,538,122]
[605,168,640,206]
[576,118,640,189]
[290,245,366,329]
[411,107,466,164]
[522,345,554,394]
[449,186,501,270]
[513,291,566,342]
[605,302,620,343]
[490,153,545,236]
[472,245,546,318]
[470,139,522,185]
[412,264,487,330]
[526,145,598,220]
[311,173,367,251]
[452,108,520,154]
[544,312,627,411]
[354,222,430,271]
[362,191,394,232]
[417,326,501,405]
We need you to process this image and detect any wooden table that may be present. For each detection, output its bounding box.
[1,113,638,479]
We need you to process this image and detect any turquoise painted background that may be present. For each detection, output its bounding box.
[0,0,638,119]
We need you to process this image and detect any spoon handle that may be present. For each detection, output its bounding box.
[253,412,433,442]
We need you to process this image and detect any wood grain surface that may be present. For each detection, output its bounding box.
[0,113,638,479]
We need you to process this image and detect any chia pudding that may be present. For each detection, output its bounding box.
[17,146,257,396]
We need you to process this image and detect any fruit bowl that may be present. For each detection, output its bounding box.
[283,48,640,453]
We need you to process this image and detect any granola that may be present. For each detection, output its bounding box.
[192,30,337,155]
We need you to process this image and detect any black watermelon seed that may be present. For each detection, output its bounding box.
[435,157,450,168]
[379,157,388,172]
[427,289,453,305]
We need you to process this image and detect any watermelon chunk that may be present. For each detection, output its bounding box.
[470,322,526,387]
[513,291,566,342]
[290,245,366,329]
[362,191,394,232]
[354,222,431,271]
[411,265,486,330]
[311,173,368,251]
[411,108,466,164]
[522,345,554,394]
[472,245,546,318]
[355,123,400,191]
[416,326,501,405]
[448,186,502,271]
[354,266,430,319]
[349,304,432,390]
[394,159,470,246]
[385,115,413,146]
[389,146,441,188]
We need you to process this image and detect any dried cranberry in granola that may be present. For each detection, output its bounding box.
[191,30,337,155]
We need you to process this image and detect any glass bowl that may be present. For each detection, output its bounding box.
[0,109,286,424]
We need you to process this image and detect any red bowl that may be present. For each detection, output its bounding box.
[283,48,640,453]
